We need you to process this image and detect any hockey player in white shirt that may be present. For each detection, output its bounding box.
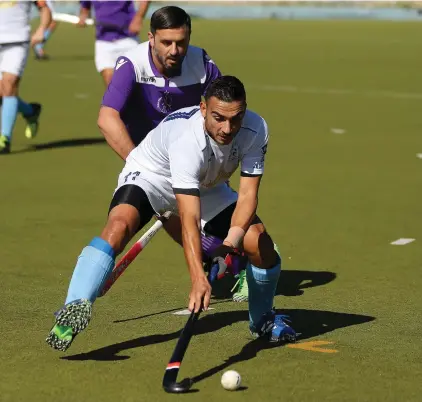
[46,75,296,352]
[0,0,52,154]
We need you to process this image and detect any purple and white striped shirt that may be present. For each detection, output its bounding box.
[101,41,222,145]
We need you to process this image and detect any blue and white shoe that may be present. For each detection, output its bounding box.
[250,309,296,343]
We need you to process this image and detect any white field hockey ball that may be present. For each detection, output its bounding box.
[221,370,241,391]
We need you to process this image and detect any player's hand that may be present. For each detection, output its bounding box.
[77,17,87,27]
[30,28,44,46]
[128,15,142,35]
[189,275,211,313]
[211,244,242,280]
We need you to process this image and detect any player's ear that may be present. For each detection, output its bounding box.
[200,101,207,118]
[148,32,154,45]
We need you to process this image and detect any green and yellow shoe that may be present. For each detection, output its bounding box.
[231,243,281,303]
[46,299,92,352]
[232,269,249,302]
[0,135,11,154]
[24,103,42,139]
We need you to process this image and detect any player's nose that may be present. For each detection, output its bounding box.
[169,42,178,56]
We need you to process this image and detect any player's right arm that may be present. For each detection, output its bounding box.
[78,1,91,26]
[169,134,211,312]
[98,56,136,160]
[175,192,211,313]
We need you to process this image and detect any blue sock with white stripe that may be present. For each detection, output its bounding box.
[65,237,115,305]
[246,256,281,328]
[1,96,19,139]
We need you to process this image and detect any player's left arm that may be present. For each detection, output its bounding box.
[224,118,269,249]
[129,1,150,35]
[31,2,53,46]
[226,175,261,246]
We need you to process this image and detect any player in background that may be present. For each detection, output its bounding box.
[78,0,150,86]
[0,1,52,154]
[33,0,58,60]
[46,76,296,352]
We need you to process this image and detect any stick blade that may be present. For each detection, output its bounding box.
[163,377,193,394]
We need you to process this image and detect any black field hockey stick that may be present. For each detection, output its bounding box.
[162,263,219,393]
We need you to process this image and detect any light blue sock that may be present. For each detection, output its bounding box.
[35,29,52,53]
[44,28,52,41]
[18,98,33,117]
[65,237,115,305]
[34,43,44,53]
[1,96,19,139]
[246,256,281,328]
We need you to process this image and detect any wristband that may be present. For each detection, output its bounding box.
[223,226,246,249]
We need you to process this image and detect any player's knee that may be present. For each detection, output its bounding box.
[243,224,278,269]
[101,215,135,255]
[101,69,113,87]
[1,74,19,96]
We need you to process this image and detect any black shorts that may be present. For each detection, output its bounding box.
[204,202,262,240]
[108,184,155,232]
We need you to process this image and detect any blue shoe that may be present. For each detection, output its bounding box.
[250,309,296,343]
[45,299,92,352]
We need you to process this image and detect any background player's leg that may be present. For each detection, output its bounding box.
[0,72,19,153]
[0,74,7,153]
[34,20,57,59]
[95,40,115,87]
[101,68,114,87]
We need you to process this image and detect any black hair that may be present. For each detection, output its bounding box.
[204,76,246,104]
[150,6,191,34]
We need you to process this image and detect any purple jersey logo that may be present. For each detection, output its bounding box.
[157,91,172,114]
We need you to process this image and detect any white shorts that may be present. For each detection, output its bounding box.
[0,43,29,79]
[95,37,139,73]
[113,163,238,230]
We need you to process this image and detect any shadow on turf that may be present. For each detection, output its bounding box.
[61,308,374,364]
[13,137,106,154]
[211,269,337,300]
[113,299,232,324]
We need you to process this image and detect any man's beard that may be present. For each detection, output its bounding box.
[163,58,183,77]
[163,64,182,77]
[156,51,184,77]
